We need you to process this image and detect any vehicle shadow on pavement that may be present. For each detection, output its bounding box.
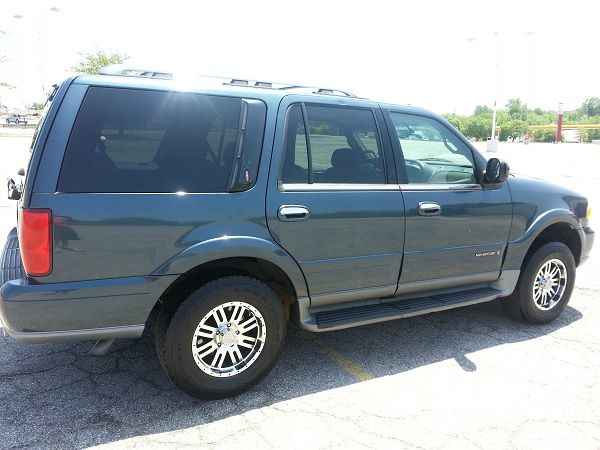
[0,300,582,448]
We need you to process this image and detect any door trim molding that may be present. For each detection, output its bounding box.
[279,182,399,192]
[395,271,499,297]
[311,284,397,308]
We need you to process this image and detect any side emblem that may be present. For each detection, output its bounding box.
[476,250,501,257]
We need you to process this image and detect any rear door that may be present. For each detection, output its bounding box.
[384,109,512,293]
[266,95,405,307]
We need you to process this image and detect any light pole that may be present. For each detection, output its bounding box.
[468,31,534,151]
[13,7,60,100]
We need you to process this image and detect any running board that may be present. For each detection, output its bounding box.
[310,287,502,331]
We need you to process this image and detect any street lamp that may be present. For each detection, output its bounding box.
[467,31,534,152]
[12,7,61,99]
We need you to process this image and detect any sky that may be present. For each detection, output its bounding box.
[0,0,598,115]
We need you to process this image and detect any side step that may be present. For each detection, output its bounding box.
[315,287,501,330]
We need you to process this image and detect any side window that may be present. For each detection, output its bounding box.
[390,113,477,185]
[281,104,385,184]
[282,105,309,183]
[58,88,242,193]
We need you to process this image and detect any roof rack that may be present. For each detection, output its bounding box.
[98,64,173,79]
[97,65,357,97]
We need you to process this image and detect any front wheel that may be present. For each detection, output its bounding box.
[157,276,286,398]
[502,242,576,324]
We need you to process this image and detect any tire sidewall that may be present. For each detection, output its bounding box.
[518,242,576,323]
[164,277,286,398]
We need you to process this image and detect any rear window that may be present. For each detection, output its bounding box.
[57,87,242,193]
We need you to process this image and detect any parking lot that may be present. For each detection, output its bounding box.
[0,132,599,449]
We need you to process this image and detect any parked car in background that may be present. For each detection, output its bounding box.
[0,68,594,399]
[5,114,28,125]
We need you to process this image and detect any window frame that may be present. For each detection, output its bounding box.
[383,109,484,191]
[278,102,395,191]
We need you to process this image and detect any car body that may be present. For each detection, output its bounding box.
[5,114,28,125]
[0,71,594,397]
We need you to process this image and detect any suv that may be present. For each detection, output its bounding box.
[5,114,28,125]
[0,70,594,398]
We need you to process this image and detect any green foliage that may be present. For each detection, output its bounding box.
[530,129,556,142]
[581,129,600,143]
[499,120,528,141]
[29,102,45,110]
[71,50,129,75]
[473,105,492,117]
[443,97,600,143]
[463,116,492,141]
[506,98,528,121]
[579,97,600,117]
[442,114,464,132]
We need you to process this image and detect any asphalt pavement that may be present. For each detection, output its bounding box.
[0,134,598,449]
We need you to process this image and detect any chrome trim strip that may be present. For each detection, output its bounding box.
[399,183,482,191]
[280,183,399,192]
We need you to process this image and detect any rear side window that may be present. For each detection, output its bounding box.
[282,104,385,184]
[58,88,242,193]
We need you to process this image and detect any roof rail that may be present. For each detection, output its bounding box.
[98,64,173,79]
[96,65,357,97]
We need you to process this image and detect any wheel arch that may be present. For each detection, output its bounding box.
[521,220,583,270]
[148,236,308,325]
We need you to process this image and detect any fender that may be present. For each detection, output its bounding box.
[151,235,309,298]
[503,208,583,270]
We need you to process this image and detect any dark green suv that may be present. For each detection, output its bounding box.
[0,68,594,398]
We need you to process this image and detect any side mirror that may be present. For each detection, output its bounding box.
[17,167,25,176]
[484,158,509,184]
[7,178,21,201]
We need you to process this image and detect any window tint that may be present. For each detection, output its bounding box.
[390,113,477,184]
[282,105,309,183]
[58,88,242,193]
[281,104,385,184]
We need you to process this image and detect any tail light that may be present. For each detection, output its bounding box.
[18,208,53,276]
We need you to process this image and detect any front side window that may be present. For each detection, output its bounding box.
[390,112,477,185]
[282,104,385,184]
[58,88,242,193]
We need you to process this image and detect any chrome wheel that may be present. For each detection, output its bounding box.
[191,301,266,378]
[533,258,568,311]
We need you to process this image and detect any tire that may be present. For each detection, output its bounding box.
[502,242,576,324]
[157,276,286,399]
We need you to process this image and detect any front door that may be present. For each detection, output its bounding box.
[266,96,405,307]
[385,110,512,293]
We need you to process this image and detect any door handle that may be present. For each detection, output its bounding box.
[278,205,310,221]
[418,202,442,216]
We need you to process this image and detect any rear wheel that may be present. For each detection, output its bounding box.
[156,276,286,398]
[502,242,576,324]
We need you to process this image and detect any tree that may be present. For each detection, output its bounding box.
[28,102,45,110]
[463,116,492,141]
[473,105,492,116]
[499,120,528,141]
[506,98,528,121]
[71,50,129,75]
[579,97,600,117]
[443,114,464,132]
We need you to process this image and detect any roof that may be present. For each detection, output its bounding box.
[73,65,362,103]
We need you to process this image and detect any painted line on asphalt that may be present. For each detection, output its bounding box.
[318,344,374,382]
[299,333,374,382]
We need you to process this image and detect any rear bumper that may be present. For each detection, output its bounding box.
[579,226,595,265]
[1,228,177,343]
